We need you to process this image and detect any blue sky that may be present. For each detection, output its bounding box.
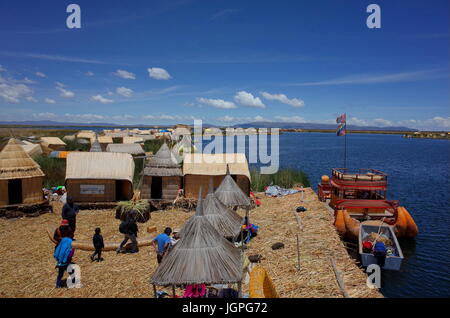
[0,0,448,130]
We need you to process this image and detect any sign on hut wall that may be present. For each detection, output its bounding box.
[80,184,105,195]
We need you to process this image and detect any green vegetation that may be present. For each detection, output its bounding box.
[143,139,165,154]
[250,168,310,192]
[133,157,145,188]
[34,155,66,188]
[65,139,90,151]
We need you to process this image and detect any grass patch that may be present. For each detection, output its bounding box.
[143,139,173,154]
[65,139,90,151]
[34,155,66,188]
[250,168,310,192]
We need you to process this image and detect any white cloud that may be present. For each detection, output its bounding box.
[64,113,105,121]
[26,96,38,102]
[56,86,75,98]
[234,91,265,108]
[294,69,447,86]
[0,65,6,72]
[85,71,94,76]
[0,75,33,103]
[33,112,57,119]
[274,115,305,123]
[55,81,65,87]
[113,69,136,80]
[44,98,56,104]
[148,67,171,80]
[196,97,237,109]
[116,86,133,97]
[253,115,267,122]
[91,94,114,104]
[217,115,235,122]
[35,71,47,78]
[261,91,305,107]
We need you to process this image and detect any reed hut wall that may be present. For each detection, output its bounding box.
[0,176,43,206]
[141,176,181,200]
[184,174,249,199]
[66,179,132,202]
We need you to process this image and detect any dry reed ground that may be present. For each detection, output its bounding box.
[0,188,381,298]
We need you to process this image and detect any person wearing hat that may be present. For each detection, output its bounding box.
[53,219,74,244]
[62,196,79,233]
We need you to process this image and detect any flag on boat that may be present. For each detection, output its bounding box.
[336,113,346,136]
[337,123,346,136]
[336,113,346,124]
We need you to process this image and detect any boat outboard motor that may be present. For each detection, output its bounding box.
[373,242,387,268]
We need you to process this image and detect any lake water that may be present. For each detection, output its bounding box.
[246,132,449,298]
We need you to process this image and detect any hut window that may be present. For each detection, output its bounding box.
[8,179,22,204]
[151,176,163,199]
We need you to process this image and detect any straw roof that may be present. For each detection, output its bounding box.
[0,138,45,180]
[183,153,250,180]
[150,189,242,286]
[76,131,96,140]
[215,165,252,208]
[40,137,66,146]
[20,141,43,158]
[106,143,144,155]
[66,152,134,182]
[93,136,113,144]
[203,179,243,238]
[123,136,144,144]
[143,143,182,177]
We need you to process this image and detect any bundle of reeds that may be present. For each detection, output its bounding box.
[116,199,150,223]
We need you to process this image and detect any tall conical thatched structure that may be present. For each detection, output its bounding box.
[89,134,102,152]
[141,142,182,200]
[203,178,242,238]
[215,165,252,209]
[0,138,45,206]
[150,188,243,287]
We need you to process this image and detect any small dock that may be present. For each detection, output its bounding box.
[244,188,382,298]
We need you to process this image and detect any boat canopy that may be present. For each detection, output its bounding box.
[335,199,399,210]
[331,168,387,190]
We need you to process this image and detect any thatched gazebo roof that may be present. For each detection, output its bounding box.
[215,165,252,209]
[143,143,182,177]
[89,135,102,152]
[0,138,45,180]
[150,189,242,286]
[203,179,242,238]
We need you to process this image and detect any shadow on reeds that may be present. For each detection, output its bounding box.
[250,168,310,192]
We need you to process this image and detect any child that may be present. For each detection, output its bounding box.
[90,227,104,262]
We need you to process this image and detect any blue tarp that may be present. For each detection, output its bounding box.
[265,185,299,197]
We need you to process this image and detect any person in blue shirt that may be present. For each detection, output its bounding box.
[152,227,172,264]
[54,236,74,288]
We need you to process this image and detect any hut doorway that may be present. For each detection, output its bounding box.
[8,179,22,204]
[151,177,163,199]
[115,180,130,201]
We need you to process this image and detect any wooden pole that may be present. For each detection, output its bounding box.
[152,284,157,298]
[237,282,242,298]
[172,285,176,298]
[296,233,301,271]
[330,257,349,298]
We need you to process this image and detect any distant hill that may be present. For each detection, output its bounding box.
[232,121,417,131]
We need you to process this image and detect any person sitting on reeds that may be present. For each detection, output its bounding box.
[53,219,74,244]
[117,213,139,254]
[62,196,79,233]
[152,227,172,264]
[90,227,104,262]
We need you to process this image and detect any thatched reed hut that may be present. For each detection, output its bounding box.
[203,179,243,239]
[215,165,252,209]
[40,137,66,151]
[183,153,251,199]
[150,190,243,294]
[89,135,102,152]
[76,131,96,141]
[123,136,144,144]
[141,143,182,200]
[106,143,144,156]
[65,152,135,202]
[0,138,45,207]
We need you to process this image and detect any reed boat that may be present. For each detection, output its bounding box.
[359,221,404,271]
[318,168,418,240]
